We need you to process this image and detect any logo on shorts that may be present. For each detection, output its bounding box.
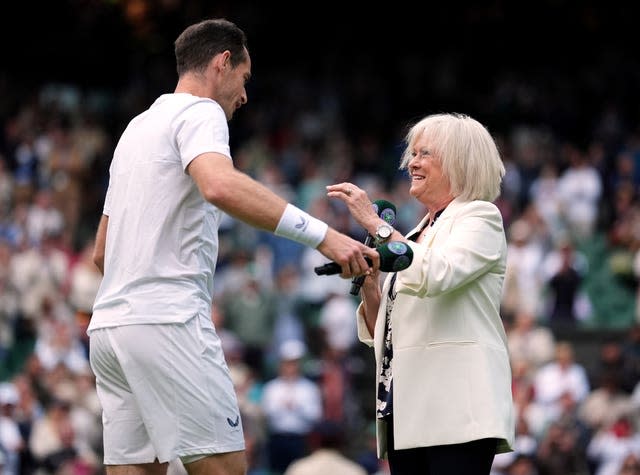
[227,415,240,427]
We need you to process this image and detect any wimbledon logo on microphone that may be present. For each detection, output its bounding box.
[381,209,396,224]
[372,200,397,225]
[387,241,412,271]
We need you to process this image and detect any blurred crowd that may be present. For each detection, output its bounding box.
[2,1,640,475]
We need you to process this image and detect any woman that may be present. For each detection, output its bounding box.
[327,113,515,474]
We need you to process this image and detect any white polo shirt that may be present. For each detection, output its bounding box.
[89,93,231,330]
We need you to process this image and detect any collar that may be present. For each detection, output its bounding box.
[406,197,468,239]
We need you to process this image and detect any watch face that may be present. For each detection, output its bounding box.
[378,224,392,239]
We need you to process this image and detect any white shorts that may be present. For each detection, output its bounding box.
[89,314,245,465]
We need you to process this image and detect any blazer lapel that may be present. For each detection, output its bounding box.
[411,198,467,247]
[406,215,430,241]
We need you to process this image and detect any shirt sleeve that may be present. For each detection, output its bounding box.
[175,100,231,171]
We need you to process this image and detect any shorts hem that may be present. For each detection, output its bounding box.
[175,442,246,460]
[103,444,245,465]
[104,443,246,466]
[103,456,157,466]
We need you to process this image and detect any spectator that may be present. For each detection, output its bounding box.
[511,358,551,439]
[543,239,587,327]
[588,414,640,475]
[579,371,632,435]
[502,218,546,322]
[556,143,603,243]
[283,420,367,475]
[261,340,323,474]
[317,291,359,357]
[507,311,556,370]
[220,262,278,375]
[67,238,102,316]
[533,341,590,415]
[33,319,89,376]
[24,189,64,247]
[45,115,91,247]
[535,419,590,475]
[0,382,25,475]
[0,240,20,368]
[28,397,98,474]
[529,162,565,245]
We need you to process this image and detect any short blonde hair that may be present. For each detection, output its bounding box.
[399,113,505,202]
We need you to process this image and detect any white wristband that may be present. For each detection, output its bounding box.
[275,204,328,248]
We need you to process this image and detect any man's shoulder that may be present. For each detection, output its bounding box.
[147,93,221,116]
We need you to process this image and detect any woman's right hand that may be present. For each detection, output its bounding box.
[326,182,378,231]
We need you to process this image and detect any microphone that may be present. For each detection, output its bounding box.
[371,199,397,231]
[350,199,397,295]
[314,241,413,276]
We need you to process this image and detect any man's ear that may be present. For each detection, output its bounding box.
[212,50,231,71]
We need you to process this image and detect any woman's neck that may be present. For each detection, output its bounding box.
[426,196,454,221]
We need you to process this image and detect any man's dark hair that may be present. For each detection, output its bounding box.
[174,18,248,76]
[309,420,346,450]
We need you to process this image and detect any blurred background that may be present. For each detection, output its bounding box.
[1,1,640,474]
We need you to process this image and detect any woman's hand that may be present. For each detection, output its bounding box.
[326,182,378,232]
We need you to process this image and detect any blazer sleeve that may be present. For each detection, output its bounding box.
[396,201,506,298]
[355,302,374,346]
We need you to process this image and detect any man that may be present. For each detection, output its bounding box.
[88,18,378,475]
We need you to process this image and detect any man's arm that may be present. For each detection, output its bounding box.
[92,214,108,275]
[187,153,378,277]
[188,153,287,230]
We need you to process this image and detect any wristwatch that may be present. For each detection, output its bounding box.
[375,222,394,245]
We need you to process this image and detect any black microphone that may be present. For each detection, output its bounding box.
[350,199,397,295]
[314,241,413,276]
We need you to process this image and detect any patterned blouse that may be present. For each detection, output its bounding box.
[376,272,398,419]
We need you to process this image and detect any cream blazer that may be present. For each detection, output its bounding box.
[356,198,515,458]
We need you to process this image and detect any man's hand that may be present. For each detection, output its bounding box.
[316,228,380,278]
